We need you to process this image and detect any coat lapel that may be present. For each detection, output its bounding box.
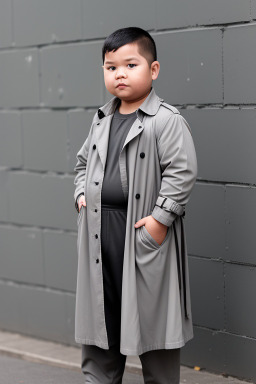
[94,87,164,169]
[95,114,145,170]
[94,115,112,170]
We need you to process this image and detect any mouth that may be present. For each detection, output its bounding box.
[116,83,127,88]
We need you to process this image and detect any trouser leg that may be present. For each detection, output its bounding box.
[139,348,180,384]
[81,344,126,384]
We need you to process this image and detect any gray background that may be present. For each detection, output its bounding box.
[0,0,255,381]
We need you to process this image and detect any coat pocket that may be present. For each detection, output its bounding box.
[77,205,85,226]
[139,225,170,250]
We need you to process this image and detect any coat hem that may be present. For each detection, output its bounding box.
[75,337,109,349]
[120,336,193,356]
[75,335,193,354]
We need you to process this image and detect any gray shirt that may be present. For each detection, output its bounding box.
[101,106,137,207]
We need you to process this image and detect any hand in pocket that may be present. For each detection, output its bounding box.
[135,215,168,246]
[78,195,86,212]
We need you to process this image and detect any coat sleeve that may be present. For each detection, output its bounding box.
[151,113,198,227]
[73,122,94,212]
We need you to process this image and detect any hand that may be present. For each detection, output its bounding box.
[134,215,168,246]
[78,195,86,212]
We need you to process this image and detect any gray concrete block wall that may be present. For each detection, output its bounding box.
[181,327,226,374]
[0,226,45,285]
[189,257,225,330]
[81,0,156,39]
[0,49,40,107]
[0,112,22,167]
[0,0,12,49]
[13,0,82,46]
[0,281,75,343]
[154,29,223,104]
[224,23,256,103]
[0,0,255,380]
[155,0,251,28]
[185,183,226,259]
[40,43,104,107]
[182,109,256,184]
[253,0,256,19]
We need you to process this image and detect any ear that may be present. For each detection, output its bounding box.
[151,61,160,80]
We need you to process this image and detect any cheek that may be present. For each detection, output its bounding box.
[105,73,115,85]
[132,75,151,87]
[132,70,151,84]
[104,74,113,88]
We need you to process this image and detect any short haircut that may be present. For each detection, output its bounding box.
[102,27,157,67]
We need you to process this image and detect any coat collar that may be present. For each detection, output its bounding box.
[97,87,164,122]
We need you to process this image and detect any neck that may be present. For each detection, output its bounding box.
[118,88,152,114]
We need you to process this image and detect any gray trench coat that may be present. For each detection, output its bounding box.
[73,87,198,355]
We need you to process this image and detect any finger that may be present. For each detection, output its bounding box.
[134,218,146,228]
[79,203,83,212]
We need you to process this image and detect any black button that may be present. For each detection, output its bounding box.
[98,110,105,119]
[95,181,99,185]
[95,234,98,239]
[135,193,140,199]
[140,152,145,158]
[93,144,96,150]
[138,125,142,129]
[96,259,99,263]
[95,209,97,212]
[97,123,100,125]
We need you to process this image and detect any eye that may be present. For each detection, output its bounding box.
[128,64,136,68]
[107,66,116,71]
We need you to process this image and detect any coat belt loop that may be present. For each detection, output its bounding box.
[173,220,188,319]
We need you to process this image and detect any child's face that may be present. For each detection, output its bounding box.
[102,42,159,104]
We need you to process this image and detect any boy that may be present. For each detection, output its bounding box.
[74,27,197,383]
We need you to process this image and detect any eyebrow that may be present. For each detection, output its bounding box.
[104,57,139,64]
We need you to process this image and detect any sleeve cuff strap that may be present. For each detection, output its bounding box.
[151,206,177,227]
[155,196,185,216]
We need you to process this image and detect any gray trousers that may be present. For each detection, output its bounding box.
[81,344,180,383]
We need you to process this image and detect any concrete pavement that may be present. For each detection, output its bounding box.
[0,354,143,384]
[0,329,251,383]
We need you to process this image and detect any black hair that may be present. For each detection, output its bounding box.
[102,27,157,67]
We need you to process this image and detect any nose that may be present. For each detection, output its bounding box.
[115,67,127,79]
